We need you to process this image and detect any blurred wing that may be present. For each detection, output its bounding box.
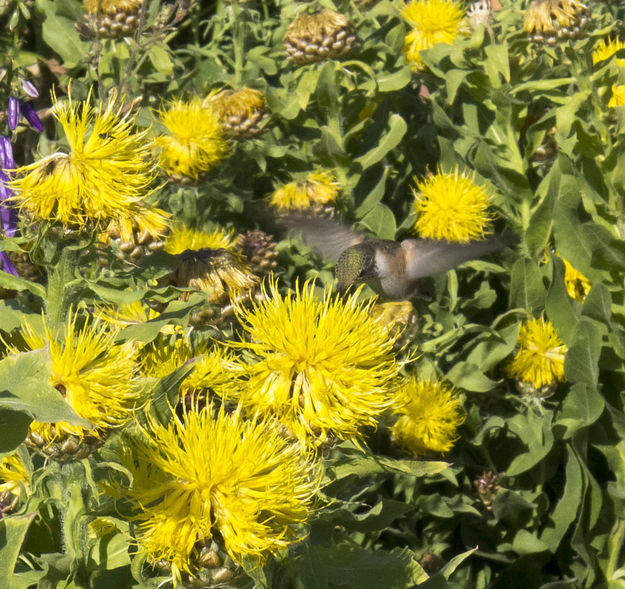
[281,213,366,261]
[404,235,515,279]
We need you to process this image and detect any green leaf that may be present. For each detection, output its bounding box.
[581,284,612,326]
[555,383,604,439]
[38,0,89,67]
[506,412,555,476]
[148,45,174,77]
[377,66,412,93]
[512,530,549,555]
[296,68,321,111]
[509,258,546,311]
[0,349,91,428]
[446,361,499,392]
[355,114,407,170]
[0,410,32,453]
[439,546,478,579]
[360,204,396,239]
[0,512,37,589]
[545,257,579,345]
[582,223,625,271]
[0,271,45,298]
[325,499,413,533]
[484,44,510,86]
[564,318,603,390]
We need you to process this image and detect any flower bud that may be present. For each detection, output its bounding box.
[20,102,43,132]
[7,97,20,131]
[21,80,39,98]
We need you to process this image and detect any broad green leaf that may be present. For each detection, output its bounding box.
[440,546,478,579]
[583,223,625,271]
[0,512,36,589]
[555,383,604,439]
[377,66,412,93]
[360,204,396,239]
[355,114,407,170]
[512,530,549,555]
[0,409,32,453]
[484,44,510,86]
[545,257,579,345]
[38,0,89,67]
[446,361,499,392]
[564,318,603,390]
[296,68,321,111]
[581,284,612,326]
[325,499,413,533]
[148,45,174,77]
[506,412,555,476]
[0,271,45,298]
[509,258,545,311]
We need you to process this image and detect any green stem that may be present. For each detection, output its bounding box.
[606,518,625,580]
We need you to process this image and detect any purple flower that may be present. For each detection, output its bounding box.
[21,80,39,98]
[0,138,17,240]
[7,97,20,131]
[0,251,17,277]
[20,101,43,132]
[0,136,14,170]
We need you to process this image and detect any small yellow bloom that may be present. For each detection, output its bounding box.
[392,377,464,455]
[154,98,229,180]
[412,168,493,242]
[560,256,591,302]
[593,37,625,68]
[84,0,141,14]
[9,88,163,230]
[0,453,29,498]
[507,317,567,389]
[7,311,140,443]
[101,205,170,245]
[233,280,402,445]
[115,405,321,582]
[401,0,466,71]
[163,225,236,255]
[609,85,625,108]
[269,169,340,212]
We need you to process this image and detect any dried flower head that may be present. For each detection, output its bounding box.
[163,225,236,255]
[392,377,464,455]
[114,405,321,583]
[154,98,229,181]
[506,317,567,389]
[402,0,466,71]
[233,280,402,445]
[284,10,355,64]
[9,88,164,232]
[524,0,590,45]
[82,0,142,38]
[412,168,493,242]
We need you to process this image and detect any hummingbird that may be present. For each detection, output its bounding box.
[285,213,515,300]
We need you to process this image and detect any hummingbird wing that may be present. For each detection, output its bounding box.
[281,213,366,262]
[402,235,515,279]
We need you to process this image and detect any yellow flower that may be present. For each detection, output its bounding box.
[101,204,170,245]
[96,300,161,327]
[392,377,464,455]
[401,0,466,71]
[609,85,625,108]
[154,98,229,180]
[116,405,321,582]
[163,225,236,255]
[84,0,141,14]
[233,280,402,445]
[7,310,140,443]
[412,168,493,242]
[269,169,340,212]
[524,0,589,39]
[9,88,163,230]
[593,37,625,68]
[560,256,591,302]
[204,88,270,138]
[0,453,29,498]
[507,317,567,389]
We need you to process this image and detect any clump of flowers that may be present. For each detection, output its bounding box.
[232,280,402,445]
[204,88,270,139]
[506,317,567,394]
[154,98,229,182]
[6,310,140,459]
[401,0,466,71]
[112,405,321,584]
[412,168,493,242]
[164,225,236,255]
[9,88,166,236]
[391,377,464,455]
[269,169,340,216]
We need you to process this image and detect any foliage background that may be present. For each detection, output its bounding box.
[1,0,625,587]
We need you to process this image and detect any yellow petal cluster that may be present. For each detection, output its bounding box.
[392,377,464,455]
[117,406,321,581]
[402,0,466,71]
[506,317,567,389]
[269,169,340,211]
[412,168,493,242]
[233,280,402,445]
[154,98,229,180]
[592,37,625,68]
[163,225,236,255]
[8,311,140,442]
[0,453,29,498]
[609,85,625,108]
[9,89,164,231]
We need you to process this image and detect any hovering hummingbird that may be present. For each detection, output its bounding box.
[285,214,515,300]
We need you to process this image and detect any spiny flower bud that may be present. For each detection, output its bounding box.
[81,0,143,39]
[474,470,501,510]
[26,429,108,462]
[284,10,355,65]
[236,230,279,278]
[204,88,270,140]
[524,0,591,45]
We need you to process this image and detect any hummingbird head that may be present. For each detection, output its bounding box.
[335,243,377,292]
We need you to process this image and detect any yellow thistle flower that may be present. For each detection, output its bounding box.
[0,453,29,498]
[116,405,321,582]
[593,37,625,68]
[609,85,625,108]
[175,248,259,304]
[96,300,161,327]
[154,98,229,181]
[84,0,141,14]
[507,317,567,389]
[204,88,270,139]
[269,169,340,212]
[392,377,464,455]
[140,337,243,397]
[7,311,140,443]
[233,280,402,445]
[562,258,591,302]
[101,204,171,245]
[412,168,493,242]
[401,0,466,71]
[9,88,162,230]
[163,225,236,255]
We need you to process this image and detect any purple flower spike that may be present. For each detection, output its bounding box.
[20,101,43,132]
[0,137,14,170]
[0,251,18,276]
[21,80,39,98]
[7,97,20,131]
